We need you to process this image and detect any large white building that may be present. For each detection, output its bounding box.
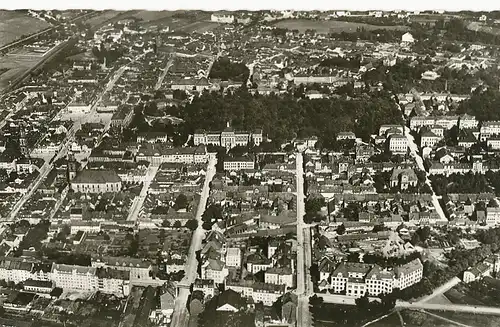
[91,256,153,284]
[225,248,242,268]
[388,134,408,154]
[136,145,210,165]
[325,259,423,298]
[459,114,479,130]
[201,259,229,284]
[51,264,98,292]
[0,258,35,284]
[480,121,500,141]
[264,267,294,288]
[194,125,263,149]
[71,170,122,193]
[410,116,459,131]
[211,12,235,23]
[223,157,255,171]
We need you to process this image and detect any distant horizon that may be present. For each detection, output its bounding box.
[1,0,500,13]
[2,8,500,14]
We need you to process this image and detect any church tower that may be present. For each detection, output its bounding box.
[66,152,78,182]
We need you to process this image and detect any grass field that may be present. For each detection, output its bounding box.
[0,11,51,48]
[0,55,39,91]
[430,311,500,327]
[83,10,123,27]
[273,19,409,34]
[467,22,500,36]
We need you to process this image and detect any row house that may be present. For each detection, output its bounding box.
[410,116,459,131]
[480,121,500,141]
[225,279,287,306]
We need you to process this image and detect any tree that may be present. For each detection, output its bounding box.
[336,223,346,235]
[174,194,189,211]
[173,220,182,228]
[185,219,198,231]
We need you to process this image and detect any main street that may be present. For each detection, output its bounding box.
[404,126,448,222]
[154,55,174,91]
[170,155,217,327]
[126,164,160,221]
[295,152,313,327]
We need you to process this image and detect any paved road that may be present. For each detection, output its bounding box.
[396,301,500,314]
[126,164,159,221]
[418,277,461,304]
[404,126,447,222]
[170,156,217,327]
[296,152,313,327]
[154,56,174,90]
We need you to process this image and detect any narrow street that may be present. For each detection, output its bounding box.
[295,152,313,327]
[417,277,461,304]
[170,156,217,327]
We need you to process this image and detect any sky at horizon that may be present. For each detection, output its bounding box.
[1,0,500,12]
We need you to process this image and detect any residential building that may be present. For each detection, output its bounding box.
[50,264,98,291]
[193,278,216,298]
[459,114,479,130]
[111,105,134,128]
[0,258,34,284]
[420,131,441,148]
[223,156,255,171]
[96,267,130,297]
[388,134,408,154]
[390,168,418,190]
[481,121,500,141]
[91,256,153,283]
[71,170,122,193]
[23,279,54,294]
[225,248,242,267]
[264,267,294,288]
[201,259,229,284]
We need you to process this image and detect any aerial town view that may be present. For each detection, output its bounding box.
[1,4,500,327]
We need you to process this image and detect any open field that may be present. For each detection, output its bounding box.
[467,22,500,36]
[130,10,177,22]
[273,19,409,34]
[367,310,466,327]
[426,293,454,305]
[83,10,123,27]
[0,11,51,48]
[430,310,500,327]
[178,20,220,33]
[0,55,39,90]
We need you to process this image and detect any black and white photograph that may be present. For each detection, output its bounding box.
[0,1,499,326]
